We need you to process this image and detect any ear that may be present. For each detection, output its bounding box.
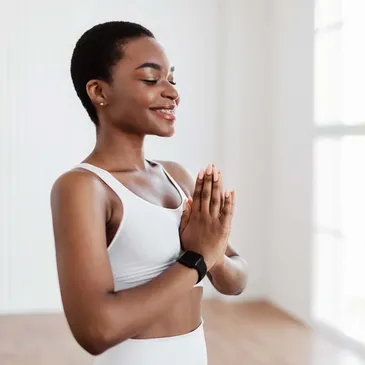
[86,79,108,107]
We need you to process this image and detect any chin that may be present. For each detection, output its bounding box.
[146,112,176,137]
[148,121,176,138]
[154,127,175,138]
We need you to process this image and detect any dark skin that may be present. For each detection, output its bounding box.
[51,36,247,355]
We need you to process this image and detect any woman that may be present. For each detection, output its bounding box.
[50,21,248,365]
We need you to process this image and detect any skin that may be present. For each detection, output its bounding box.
[50,36,247,355]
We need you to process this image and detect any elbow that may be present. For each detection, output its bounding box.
[78,336,110,356]
[234,272,248,296]
[234,258,249,296]
[230,272,248,296]
[71,317,129,356]
[232,285,246,296]
[74,327,112,356]
[221,285,246,296]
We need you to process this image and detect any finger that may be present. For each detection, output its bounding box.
[231,190,236,216]
[220,190,234,227]
[210,166,222,218]
[218,169,224,211]
[201,163,213,214]
[180,199,192,234]
[185,198,192,216]
[192,168,205,213]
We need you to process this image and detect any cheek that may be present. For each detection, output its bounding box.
[120,85,157,109]
[134,84,160,108]
[145,89,157,105]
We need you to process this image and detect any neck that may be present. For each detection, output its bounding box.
[86,124,148,172]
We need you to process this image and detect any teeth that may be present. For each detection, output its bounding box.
[156,109,174,114]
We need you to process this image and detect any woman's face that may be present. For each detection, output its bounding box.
[98,37,180,137]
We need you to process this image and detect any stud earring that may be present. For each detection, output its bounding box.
[100,102,105,106]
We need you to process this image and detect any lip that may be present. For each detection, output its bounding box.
[149,104,176,111]
[149,105,177,122]
[150,108,176,122]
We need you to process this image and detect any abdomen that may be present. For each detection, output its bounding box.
[131,286,203,339]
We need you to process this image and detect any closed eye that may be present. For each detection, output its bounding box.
[142,79,176,86]
[142,79,158,85]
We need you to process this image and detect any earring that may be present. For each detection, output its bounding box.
[100,102,105,106]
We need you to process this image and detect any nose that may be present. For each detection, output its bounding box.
[161,81,179,101]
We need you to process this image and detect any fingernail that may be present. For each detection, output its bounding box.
[212,163,215,168]
[198,168,205,179]
[225,190,230,198]
[213,168,219,182]
[207,164,212,175]
[218,169,221,174]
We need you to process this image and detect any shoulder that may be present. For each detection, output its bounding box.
[50,168,109,211]
[155,160,196,198]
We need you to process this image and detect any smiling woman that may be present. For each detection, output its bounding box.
[50,20,247,365]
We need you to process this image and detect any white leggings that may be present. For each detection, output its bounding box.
[93,319,208,365]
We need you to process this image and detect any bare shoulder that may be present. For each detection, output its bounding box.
[50,168,111,223]
[155,160,196,197]
[50,167,112,263]
[51,168,106,204]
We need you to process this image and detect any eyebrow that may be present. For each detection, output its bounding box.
[135,62,175,72]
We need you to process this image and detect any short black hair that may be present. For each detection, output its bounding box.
[70,21,155,125]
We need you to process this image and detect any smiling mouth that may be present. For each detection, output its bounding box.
[150,108,176,121]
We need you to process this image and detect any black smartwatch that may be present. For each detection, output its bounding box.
[177,250,207,284]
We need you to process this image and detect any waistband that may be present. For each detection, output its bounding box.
[129,318,204,343]
[93,318,207,365]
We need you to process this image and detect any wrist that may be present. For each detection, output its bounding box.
[177,250,207,283]
[209,256,226,273]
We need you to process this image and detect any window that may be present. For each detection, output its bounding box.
[313,0,365,346]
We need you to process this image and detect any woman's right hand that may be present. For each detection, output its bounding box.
[179,164,235,271]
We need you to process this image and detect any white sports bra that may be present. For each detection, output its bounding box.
[75,160,204,291]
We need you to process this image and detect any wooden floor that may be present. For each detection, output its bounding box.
[0,300,364,365]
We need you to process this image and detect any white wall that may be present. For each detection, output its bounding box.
[217,0,270,301]
[0,0,270,313]
[268,0,314,323]
[0,7,11,312]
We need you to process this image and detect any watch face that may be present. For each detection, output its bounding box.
[194,256,203,267]
[178,251,207,284]
[181,251,203,268]
[185,251,200,262]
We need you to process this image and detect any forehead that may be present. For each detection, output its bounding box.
[120,37,172,70]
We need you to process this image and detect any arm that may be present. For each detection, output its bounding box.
[51,171,199,356]
[158,160,248,296]
[207,242,248,295]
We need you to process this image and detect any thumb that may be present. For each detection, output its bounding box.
[180,199,192,233]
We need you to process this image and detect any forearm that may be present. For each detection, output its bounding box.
[88,262,199,354]
[208,255,248,295]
